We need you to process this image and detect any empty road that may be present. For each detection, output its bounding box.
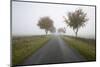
[18,36,86,65]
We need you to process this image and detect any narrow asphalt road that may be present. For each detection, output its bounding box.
[18,36,86,65]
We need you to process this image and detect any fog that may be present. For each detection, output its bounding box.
[12,1,95,39]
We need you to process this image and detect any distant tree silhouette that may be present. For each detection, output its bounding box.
[63,9,88,37]
[49,26,56,33]
[37,17,54,35]
[58,27,66,34]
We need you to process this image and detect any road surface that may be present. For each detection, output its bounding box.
[18,36,86,65]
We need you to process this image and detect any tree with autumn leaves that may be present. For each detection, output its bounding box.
[37,17,56,35]
[63,9,88,37]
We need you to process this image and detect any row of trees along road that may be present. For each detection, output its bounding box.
[37,9,88,37]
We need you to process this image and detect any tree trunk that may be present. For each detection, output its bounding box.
[74,28,78,38]
[76,28,78,37]
[75,31,78,37]
[45,30,48,35]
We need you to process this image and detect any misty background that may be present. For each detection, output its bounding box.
[12,1,95,39]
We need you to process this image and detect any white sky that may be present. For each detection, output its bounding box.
[12,1,95,38]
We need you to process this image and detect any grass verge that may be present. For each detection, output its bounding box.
[63,36,96,61]
[12,35,51,65]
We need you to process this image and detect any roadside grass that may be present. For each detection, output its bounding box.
[12,35,51,65]
[63,36,96,61]
[63,35,96,48]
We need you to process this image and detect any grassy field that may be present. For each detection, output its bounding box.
[12,35,51,65]
[62,36,96,61]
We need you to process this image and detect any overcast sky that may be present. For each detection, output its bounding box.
[12,1,95,38]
